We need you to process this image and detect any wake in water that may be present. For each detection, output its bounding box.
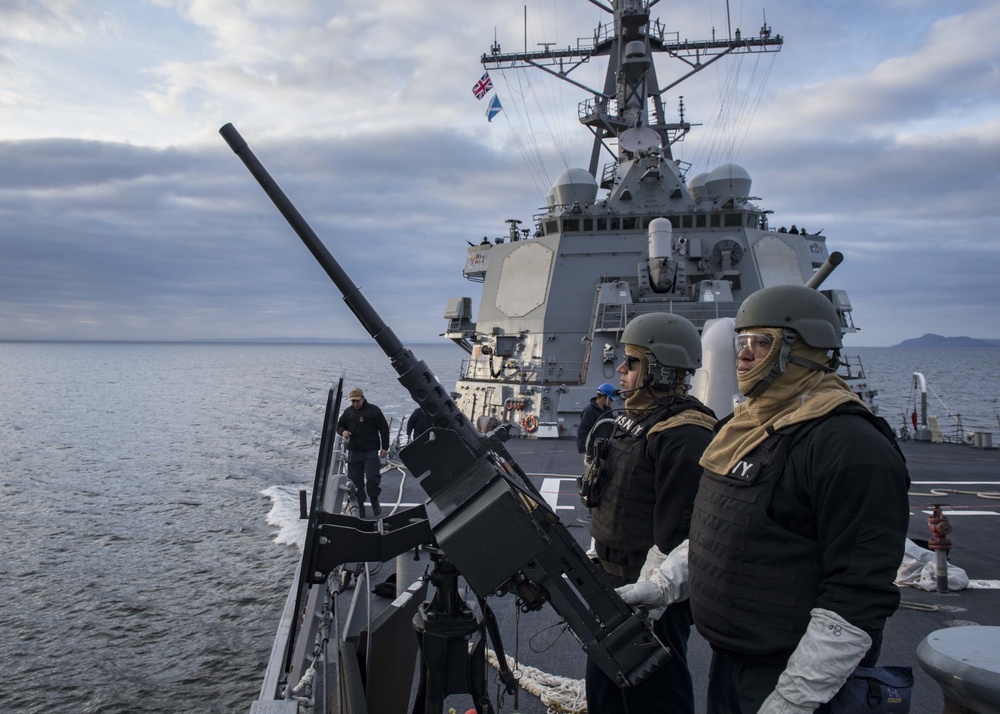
[262,485,310,551]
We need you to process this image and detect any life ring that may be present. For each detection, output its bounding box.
[522,415,539,433]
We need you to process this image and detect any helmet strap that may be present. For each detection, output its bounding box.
[642,357,688,391]
[642,351,667,387]
[787,354,836,373]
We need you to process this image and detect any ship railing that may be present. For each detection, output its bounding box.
[897,413,998,446]
[482,39,596,68]
[605,301,740,332]
[601,160,618,188]
[579,96,620,122]
[592,8,665,45]
[459,356,589,386]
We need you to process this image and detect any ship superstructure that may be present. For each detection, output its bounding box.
[444,1,868,435]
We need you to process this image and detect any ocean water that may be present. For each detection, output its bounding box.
[0,342,997,713]
[849,347,1000,438]
[0,342,463,714]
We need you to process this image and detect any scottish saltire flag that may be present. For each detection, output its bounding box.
[472,72,493,99]
[486,94,503,122]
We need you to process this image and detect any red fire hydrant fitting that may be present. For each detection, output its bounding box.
[927,505,953,593]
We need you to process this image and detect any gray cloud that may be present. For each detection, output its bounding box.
[0,126,539,342]
[0,1,997,346]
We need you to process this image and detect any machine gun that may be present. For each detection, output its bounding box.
[220,124,669,702]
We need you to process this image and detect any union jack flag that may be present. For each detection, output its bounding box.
[472,72,493,100]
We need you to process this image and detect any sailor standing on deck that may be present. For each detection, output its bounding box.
[577,382,617,460]
[586,313,716,714]
[616,285,910,714]
[336,387,390,518]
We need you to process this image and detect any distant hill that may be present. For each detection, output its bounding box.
[892,333,1000,348]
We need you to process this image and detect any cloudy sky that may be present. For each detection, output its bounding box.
[1,0,997,347]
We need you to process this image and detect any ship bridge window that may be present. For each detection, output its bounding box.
[681,215,693,228]
[710,214,721,228]
[545,220,558,235]
[597,217,608,231]
[725,213,743,227]
[563,218,580,232]
[696,214,707,228]
[583,218,594,231]
[746,213,759,228]
[622,217,638,230]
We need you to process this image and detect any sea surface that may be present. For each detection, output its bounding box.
[849,346,1000,438]
[1,341,997,713]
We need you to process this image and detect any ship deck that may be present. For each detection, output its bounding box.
[485,436,1000,714]
[262,436,1000,714]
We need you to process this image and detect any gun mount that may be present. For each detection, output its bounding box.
[219,123,669,693]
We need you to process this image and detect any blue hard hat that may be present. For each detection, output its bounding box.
[597,383,616,401]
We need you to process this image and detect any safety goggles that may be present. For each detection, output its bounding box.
[734,332,774,357]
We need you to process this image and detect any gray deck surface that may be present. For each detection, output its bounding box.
[315,437,1000,713]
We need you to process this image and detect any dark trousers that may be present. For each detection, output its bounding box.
[706,634,882,713]
[347,450,381,505]
[585,600,695,714]
[706,651,785,714]
[708,632,882,714]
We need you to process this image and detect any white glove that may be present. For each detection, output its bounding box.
[615,540,689,620]
[757,608,872,714]
[755,691,812,714]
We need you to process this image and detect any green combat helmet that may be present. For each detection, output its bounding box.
[735,284,842,349]
[621,312,702,387]
[735,284,843,396]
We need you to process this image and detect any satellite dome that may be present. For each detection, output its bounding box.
[551,168,598,206]
[687,172,709,201]
[705,163,752,200]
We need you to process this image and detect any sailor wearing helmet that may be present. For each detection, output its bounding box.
[617,285,910,714]
[586,312,716,714]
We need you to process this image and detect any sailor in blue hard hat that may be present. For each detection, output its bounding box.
[577,383,616,456]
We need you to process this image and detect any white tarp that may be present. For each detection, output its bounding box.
[895,538,970,591]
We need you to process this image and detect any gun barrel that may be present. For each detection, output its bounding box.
[805,251,843,289]
[220,123,670,688]
[219,123,482,446]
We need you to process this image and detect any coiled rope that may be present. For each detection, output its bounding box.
[908,487,1000,500]
[485,648,587,714]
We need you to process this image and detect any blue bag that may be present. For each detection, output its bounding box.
[824,666,913,713]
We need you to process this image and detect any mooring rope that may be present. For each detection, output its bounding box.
[908,487,1000,500]
[485,647,587,714]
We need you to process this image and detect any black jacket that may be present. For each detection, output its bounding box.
[577,397,613,454]
[689,405,909,662]
[337,401,390,452]
[406,407,431,440]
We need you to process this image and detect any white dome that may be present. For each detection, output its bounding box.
[687,172,710,201]
[705,163,752,200]
[551,168,598,206]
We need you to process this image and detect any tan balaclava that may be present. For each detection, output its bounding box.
[622,343,660,416]
[700,328,863,475]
